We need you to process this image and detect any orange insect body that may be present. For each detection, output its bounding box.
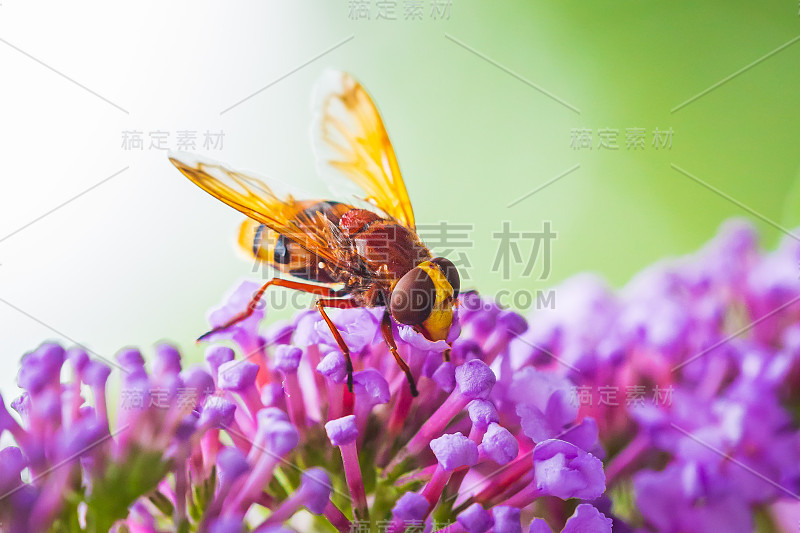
[169,71,459,396]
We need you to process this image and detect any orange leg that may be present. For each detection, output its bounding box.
[381,310,419,397]
[315,297,359,393]
[198,278,344,342]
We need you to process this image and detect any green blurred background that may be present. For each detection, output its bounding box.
[2,0,800,394]
[321,0,800,297]
[247,0,800,317]
[202,0,800,356]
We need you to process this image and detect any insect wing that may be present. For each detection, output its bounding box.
[311,69,416,230]
[169,152,351,274]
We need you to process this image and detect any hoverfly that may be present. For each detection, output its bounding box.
[169,70,460,397]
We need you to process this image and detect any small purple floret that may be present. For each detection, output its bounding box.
[217,446,250,485]
[316,350,347,383]
[498,310,528,336]
[83,361,111,388]
[18,359,53,394]
[433,362,456,392]
[452,339,484,362]
[205,346,235,375]
[528,518,552,533]
[199,396,236,429]
[457,503,494,533]
[468,400,499,430]
[0,446,26,492]
[0,395,16,432]
[430,432,479,471]
[57,417,106,459]
[265,320,294,345]
[325,415,359,446]
[116,348,145,371]
[261,383,285,406]
[492,506,522,533]
[392,491,429,521]
[10,393,29,418]
[35,343,66,372]
[301,467,332,514]
[180,368,214,398]
[273,345,302,374]
[257,407,289,425]
[480,423,519,465]
[533,439,605,501]
[33,390,61,424]
[259,420,299,457]
[66,348,89,374]
[153,343,182,376]
[353,369,390,404]
[174,416,197,441]
[561,504,613,533]
[217,360,259,392]
[455,360,496,400]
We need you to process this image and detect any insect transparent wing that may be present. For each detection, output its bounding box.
[310,69,416,230]
[169,151,352,273]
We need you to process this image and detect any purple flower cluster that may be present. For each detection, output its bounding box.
[12,217,799,532]
[511,219,800,532]
[0,342,218,532]
[0,278,610,532]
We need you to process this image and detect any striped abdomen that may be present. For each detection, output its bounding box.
[239,201,351,284]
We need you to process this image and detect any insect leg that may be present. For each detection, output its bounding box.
[380,309,419,397]
[198,278,343,342]
[315,297,359,393]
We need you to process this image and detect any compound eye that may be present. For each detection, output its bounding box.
[430,257,460,299]
[390,267,436,325]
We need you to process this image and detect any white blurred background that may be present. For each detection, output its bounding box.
[0,1,352,399]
